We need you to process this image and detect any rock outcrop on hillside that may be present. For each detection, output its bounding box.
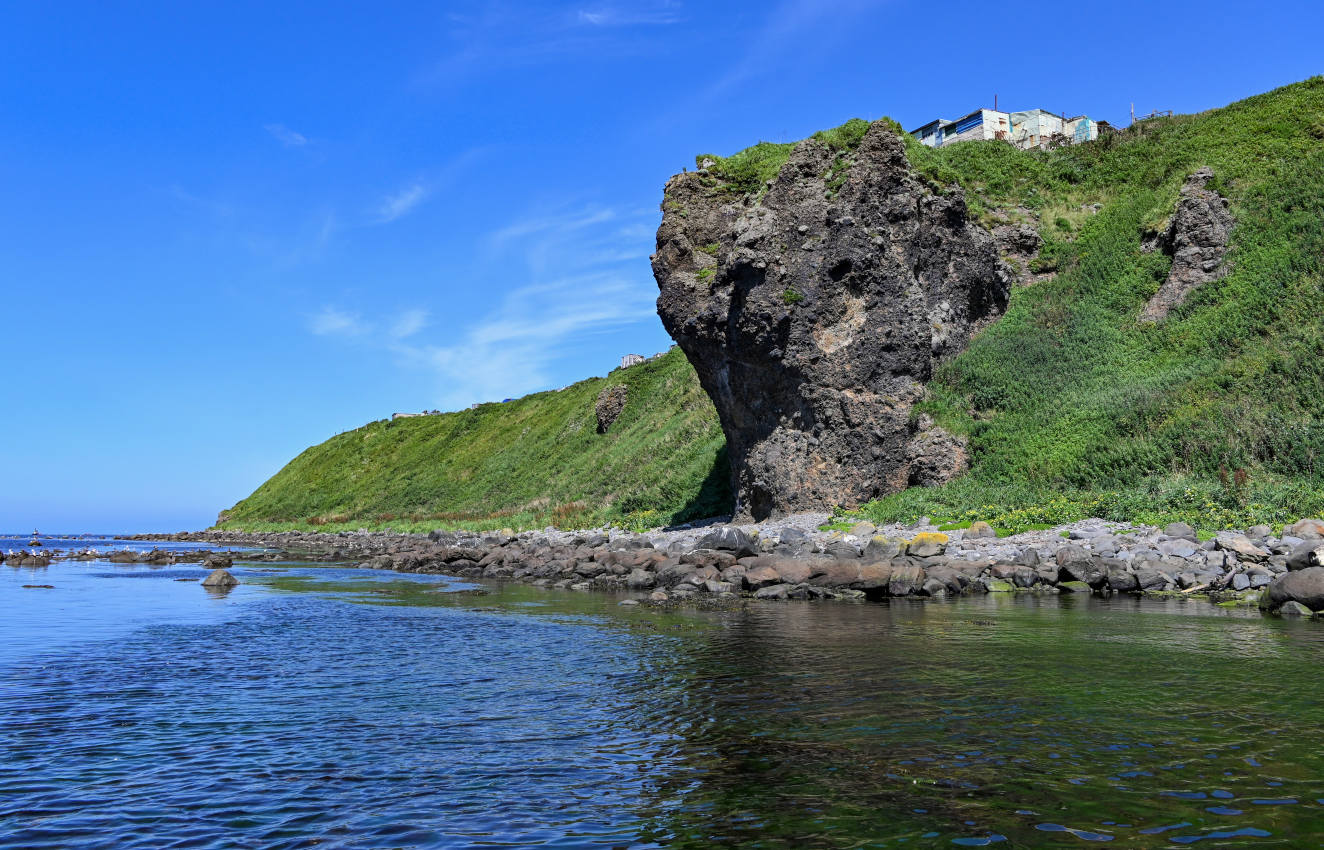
[595,385,628,433]
[653,121,1009,519]
[1140,167,1233,322]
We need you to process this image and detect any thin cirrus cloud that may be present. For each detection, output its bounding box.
[405,204,661,407]
[264,123,308,147]
[399,271,657,409]
[575,3,684,26]
[309,306,431,339]
[308,306,365,336]
[390,309,429,339]
[310,202,663,409]
[374,183,429,224]
[419,2,683,90]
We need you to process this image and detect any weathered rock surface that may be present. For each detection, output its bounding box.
[1140,167,1233,322]
[201,568,239,588]
[653,121,1008,519]
[1264,567,1324,612]
[203,553,233,570]
[594,385,628,433]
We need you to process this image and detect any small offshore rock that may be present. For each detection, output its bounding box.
[618,598,640,606]
[202,553,233,569]
[201,569,239,588]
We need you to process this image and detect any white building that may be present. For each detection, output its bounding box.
[910,107,1099,150]
[619,353,646,369]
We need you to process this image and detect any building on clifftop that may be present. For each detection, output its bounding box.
[910,106,1099,150]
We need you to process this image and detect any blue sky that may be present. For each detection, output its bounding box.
[1,0,1317,531]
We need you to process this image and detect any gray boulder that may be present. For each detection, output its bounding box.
[1276,600,1314,617]
[201,569,239,588]
[1287,541,1324,571]
[863,536,904,562]
[965,521,997,539]
[696,527,757,557]
[1158,539,1198,559]
[625,569,655,589]
[1265,567,1324,612]
[1285,519,1324,540]
[1216,534,1269,562]
[1164,522,1197,541]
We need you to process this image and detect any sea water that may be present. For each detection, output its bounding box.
[2,540,1323,848]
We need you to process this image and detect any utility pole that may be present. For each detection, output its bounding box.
[1131,102,1135,125]
[994,93,998,111]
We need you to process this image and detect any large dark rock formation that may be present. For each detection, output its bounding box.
[1140,167,1233,322]
[653,121,1009,519]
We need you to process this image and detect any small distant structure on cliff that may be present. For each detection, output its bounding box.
[619,353,646,369]
[392,410,442,421]
[909,105,1102,150]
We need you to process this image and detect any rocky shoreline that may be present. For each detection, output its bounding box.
[117,514,1324,618]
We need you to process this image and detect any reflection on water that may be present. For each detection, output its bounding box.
[2,545,1323,848]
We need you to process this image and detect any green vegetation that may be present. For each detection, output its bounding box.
[218,348,730,533]
[231,80,1324,536]
[846,77,1324,533]
[697,117,876,196]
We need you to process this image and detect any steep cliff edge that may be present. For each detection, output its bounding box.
[654,121,1009,519]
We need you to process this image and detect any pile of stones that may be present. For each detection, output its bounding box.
[144,516,1324,619]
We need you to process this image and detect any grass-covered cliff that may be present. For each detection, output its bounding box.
[224,78,1324,534]
[218,348,728,532]
[850,76,1324,531]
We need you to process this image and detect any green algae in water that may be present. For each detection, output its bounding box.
[251,565,1324,847]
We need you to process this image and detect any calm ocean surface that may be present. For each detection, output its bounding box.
[3,537,1323,848]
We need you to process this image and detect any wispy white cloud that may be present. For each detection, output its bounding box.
[576,4,683,26]
[396,271,656,407]
[418,2,685,91]
[391,308,429,339]
[489,207,616,244]
[309,306,366,336]
[659,0,885,112]
[309,202,661,408]
[375,183,429,223]
[264,123,308,147]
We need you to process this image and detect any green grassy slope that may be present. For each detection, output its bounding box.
[850,76,1324,531]
[218,348,729,532]
[224,78,1324,534]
